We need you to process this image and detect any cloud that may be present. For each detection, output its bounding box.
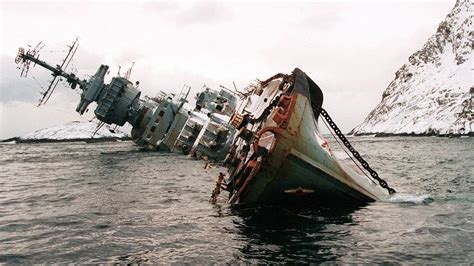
[298,2,346,30]
[177,2,233,26]
[0,0,456,138]
[130,60,226,100]
[141,1,181,13]
[1,55,46,103]
[141,1,233,26]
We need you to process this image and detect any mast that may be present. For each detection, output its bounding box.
[15,39,83,104]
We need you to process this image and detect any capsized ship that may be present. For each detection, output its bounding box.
[211,68,396,205]
[14,40,235,159]
[15,40,396,206]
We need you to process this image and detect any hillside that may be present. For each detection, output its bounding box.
[351,0,472,136]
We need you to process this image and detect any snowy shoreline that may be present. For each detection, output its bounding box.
[352,132,472,138]
[1,136,131,144]
[1,121,131,144]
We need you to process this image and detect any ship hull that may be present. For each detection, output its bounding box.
[228,69,388,205]
[237,150,375,205]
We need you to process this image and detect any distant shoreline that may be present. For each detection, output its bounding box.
[352,132,473,138]
[1,133,471,144]
[0,137,132,144]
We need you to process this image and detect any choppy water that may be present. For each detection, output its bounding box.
[0,137,473,263]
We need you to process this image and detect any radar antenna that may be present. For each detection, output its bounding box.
[16,41,45,77]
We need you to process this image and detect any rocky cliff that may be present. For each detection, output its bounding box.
[351,0,472,136]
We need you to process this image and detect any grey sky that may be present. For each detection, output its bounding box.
[0,0,454,139]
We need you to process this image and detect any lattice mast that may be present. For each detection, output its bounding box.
[15,38,82,106]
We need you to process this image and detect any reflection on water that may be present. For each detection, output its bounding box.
[232,205,361,263]
[0,137,473,263]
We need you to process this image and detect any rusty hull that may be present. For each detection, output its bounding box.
[225,68,388,205]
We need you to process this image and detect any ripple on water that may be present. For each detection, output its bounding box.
[0,138,473,263]
[385,193,434,205]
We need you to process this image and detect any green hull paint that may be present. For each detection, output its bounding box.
[240,153,374,205]
[232,70,388,205]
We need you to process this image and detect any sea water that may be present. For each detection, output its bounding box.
[0,137,472,263]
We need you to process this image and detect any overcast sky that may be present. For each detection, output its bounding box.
[0,0,455,139]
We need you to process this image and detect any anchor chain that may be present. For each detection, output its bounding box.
[318,108,396,195]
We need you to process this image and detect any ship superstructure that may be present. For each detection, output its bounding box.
[174,87,239,160]
[15,40,191,152]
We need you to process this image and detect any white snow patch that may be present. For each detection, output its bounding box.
[20,121,130,140]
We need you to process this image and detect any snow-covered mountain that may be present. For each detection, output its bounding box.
[351,0,472,136]
[16,121,130,142]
